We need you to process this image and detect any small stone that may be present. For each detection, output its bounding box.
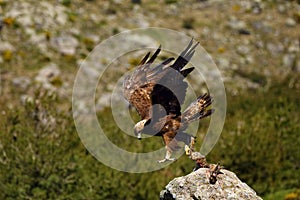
[266,43,284,55]
[217,57,230,69]
[126,13,149,28]
[282,54,296,69]
[236,45,250,56]
[286,18,296,27]
[35,63,61,90]
[228,17,247,31]
[201,27,210,37]
[12,76,31,91]
[85,34,100,44]
[20,95,33,105]
[0,41,15,52]
[50,35,79,56]
[96,93,111,111]
[288,40,300,53]
[255,40,264,49]
[252,2,262,14]
[278,4,286,14]
[245,56,254,64]
[252,21,272,33]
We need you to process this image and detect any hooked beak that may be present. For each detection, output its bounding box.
[134,129,142,140]
[137,132,141,140]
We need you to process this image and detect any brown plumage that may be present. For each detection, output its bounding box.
[123,39,214,163]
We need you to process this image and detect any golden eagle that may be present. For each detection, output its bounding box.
[123,39,213,163]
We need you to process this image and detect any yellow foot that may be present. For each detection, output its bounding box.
[185,145,191,155]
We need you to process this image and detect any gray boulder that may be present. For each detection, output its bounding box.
[160,168,262,200]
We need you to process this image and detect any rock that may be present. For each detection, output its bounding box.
[35,63,61,90]
[216,57,230,69]
[266,42,284,56]
[277,4,286,14]
[20,95,33,105]
[0,41,15,52]
[28,32,49,55]
[96,93,111,111]
[288,40,300,53]
[251,1,263,14]
[160,168,262,200]
[201,27,210,37]
[126,13,149,28]
[12,76,31,91]
[5,1,67,29]
[84,34,100,44]
[251,21,272,33]
[285,18,297,27]
[228,17,247,31]
[236,45,250,56]
[50,35,79,56]
[282,54,296,69]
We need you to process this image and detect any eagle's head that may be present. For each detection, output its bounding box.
[134,119,149,140]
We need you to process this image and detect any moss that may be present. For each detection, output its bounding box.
[83,37,95,51]
[2,50,12,62]
[232,4,241,12]
[164,0,178,4]
[218,46,226,53]
[50,76,63,87]
[3,17,14,26]
[61,0,72,7]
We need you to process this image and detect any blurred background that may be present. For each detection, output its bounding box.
[0,0,299,199]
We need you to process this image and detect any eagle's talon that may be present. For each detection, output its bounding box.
[157,159,166,163]
[157,157,176,163]
[185,145,191,155]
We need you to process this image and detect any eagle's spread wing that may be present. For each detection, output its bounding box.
[151,40,198,117]
[123,46,169,119]
[123,39,198,121]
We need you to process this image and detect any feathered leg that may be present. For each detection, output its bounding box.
[158,147,176,163]
[174,132,196,156]
[158,134,177,163]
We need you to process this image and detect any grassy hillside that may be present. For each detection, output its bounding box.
[0,75,299,199]
[0,0,300,199]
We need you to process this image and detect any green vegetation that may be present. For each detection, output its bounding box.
[0,74,299,199]
[264,189,300,200]
[1,0,299,199]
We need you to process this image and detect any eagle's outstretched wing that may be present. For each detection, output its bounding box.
[151,40,198,117]
[123,39,199,120]
[123,46,169,119]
